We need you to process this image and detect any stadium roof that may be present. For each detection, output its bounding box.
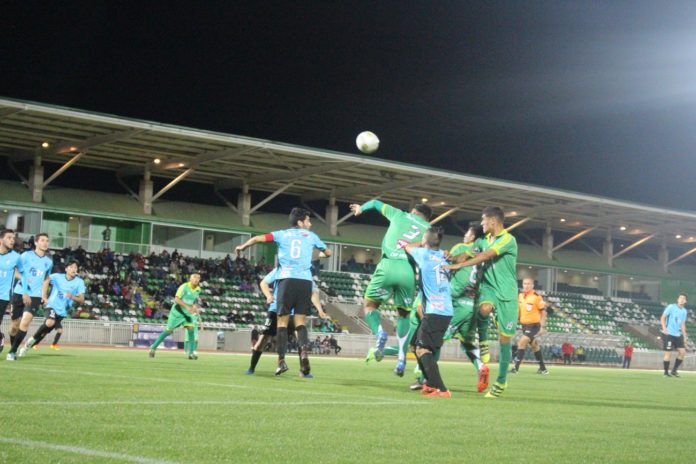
[2,97,696,248]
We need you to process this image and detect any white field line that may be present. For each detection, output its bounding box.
[0,437,178,464]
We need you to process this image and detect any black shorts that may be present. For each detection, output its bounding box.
[45,308,65,326]
[11,294,42,319]
[415,314,451,352]
[0,299,9,321]
[276,279,312,316]
[663,334,685,351]
[521,323,541,341]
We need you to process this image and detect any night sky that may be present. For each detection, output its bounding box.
[3,2,696,211]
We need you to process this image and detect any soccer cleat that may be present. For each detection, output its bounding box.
[664,373,672,377]
[18,346,29,358]
[421,384,438,395]
[509,367,518,374]
[479,341,490,364]
[365,347,378,364]
[425,389,452,398]
[410,381,424,391]
[148,349,156,358]
[485,381,507,398]
[477,364,490,393]
[671,371,681,378]
[537,368,549,375]
[32,345,40,350]
[394,360,406,377]
[245,368,255,375]
[274,359,289,376]
[6,352,16,361]
[299,372,314,379]
[372,330,387,362]
[50,344,60,351]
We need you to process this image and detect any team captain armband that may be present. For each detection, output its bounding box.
[263,233,274,242]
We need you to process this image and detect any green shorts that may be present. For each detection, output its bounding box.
[166,307,196,331]
[364,258,416,309]
[478,284,518,337]
[443,295,475,342]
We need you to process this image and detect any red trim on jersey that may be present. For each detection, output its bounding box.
[263,233,274,242]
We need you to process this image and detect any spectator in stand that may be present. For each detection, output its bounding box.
[562,341,574,365]
[575,346,586,362]
[623,341,634,369]
[329,335,341,355]
[551,344,562,361]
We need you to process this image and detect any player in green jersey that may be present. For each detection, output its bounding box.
[350,200,432,374]
[149,272,202,358]
[446,207,518,398]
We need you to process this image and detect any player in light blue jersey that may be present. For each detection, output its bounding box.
[0,229,20,353]
[245,267,327,375]
[236,207,331,377]
[6,233,52,361]
[18,260,86,358]
[660,293,689,377]
[401,226,453,398]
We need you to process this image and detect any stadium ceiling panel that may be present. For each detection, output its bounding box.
[2,97,696,245]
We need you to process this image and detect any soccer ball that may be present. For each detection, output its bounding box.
[356,131,380,154]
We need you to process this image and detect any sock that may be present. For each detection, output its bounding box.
[477,311,490,342]
[185,328,195,355]
[383,345,399,356]
[10,330,27,354]
[534,349,546,370]
[150,330,171,350]
[514,347,525,370]
[296,325,310,374]
[365,310,381,335]
[10,335,15,346]
[249,350,263,371]
[419,352,446,391]
[663,360,670,374]
[396,316,411,362]
[193,339,198,353]
[497,342,512,384]
[52,332,62,345]
[276,327,288,360]
[462,342,482,370]
[673,358,683,373]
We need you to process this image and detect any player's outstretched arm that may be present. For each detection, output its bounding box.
[444,248,497,271]
[235,234,272,256]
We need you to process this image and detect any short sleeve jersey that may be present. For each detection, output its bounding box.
[46,273,87,317]
[173,283,202,313]
[475,229,518,302]
[362,201,431,260]
[272,228,327,281]
[448,242,477,298]
[663,304,687,337]
[0,250,20,300]
[518,291,545,324]
[409,247,453,317]
[14,250,53,297]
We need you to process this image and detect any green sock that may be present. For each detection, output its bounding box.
[365,310,381,335]
[477,311,490,342]
[497,342,511,384]
[193,339,198,353]
[383,345,399,356]
[150,330,171,350]
[396,316,411,361]
[185,328,195,355]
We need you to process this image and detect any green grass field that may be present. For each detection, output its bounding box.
[2,347,695,463]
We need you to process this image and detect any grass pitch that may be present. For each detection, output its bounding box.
[2,347,695,463]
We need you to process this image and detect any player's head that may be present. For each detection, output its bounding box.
[411,203,432,221]
[35,233,49,252]
[65,260,79,278]
[189,272,201,286]
[0,229,15,250]
[481,206,505,233]
[677,292,688,306]
[522,277,534,292]
[289,207,312,229]
[423,226,444,249]
[463,223,483,244]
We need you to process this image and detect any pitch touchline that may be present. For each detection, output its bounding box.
[2,365,419,404]
[4,399,424,406]
[0,437,178,464]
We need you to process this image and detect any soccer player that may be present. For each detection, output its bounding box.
[0,229,20,353]
[18,261,85,356]
[511,278,548,374]
[445,206,518,398]
[660,293,689,377]
[148,272,202,358]
[442,225,490,392]
[349,200,432,368]
[401,226,453,398]
[246,267,327,376]
[6,233,53,361]
[236,207,331,377]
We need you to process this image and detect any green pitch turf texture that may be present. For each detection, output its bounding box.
[2,348,695,463]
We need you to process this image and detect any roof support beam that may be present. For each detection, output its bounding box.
[507,217,532,232]
[249,182,295,214]
[0,107,23,120]
[666,246,696,267]
[612,234,656,259]
[552,226,597,252]
[151,168,194,202]
[50,129,143,155]
[578,238,602,257]
[43,151,84,188]
[301,177,434,202]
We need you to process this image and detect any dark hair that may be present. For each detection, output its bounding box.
[65,260,79,269]
[289,207,310,227]
[678,292,688,300]
[35,232,49,241]
[482,206,505,223]
[0,229,14,239]
[467,223,484,240]
[413,203,432,220]
[426,226,444,248]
